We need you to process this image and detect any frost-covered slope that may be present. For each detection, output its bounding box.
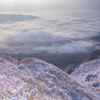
[71,59,100,98]
[71,59,100,86]
[0,54,100,100]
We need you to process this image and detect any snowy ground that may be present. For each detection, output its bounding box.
[0,54,100,100]
[71,59,100,98]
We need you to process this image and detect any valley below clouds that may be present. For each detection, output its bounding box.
[0,10,100,69]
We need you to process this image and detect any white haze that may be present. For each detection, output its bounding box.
[0,0,100,13]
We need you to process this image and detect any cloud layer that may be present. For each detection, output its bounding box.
[0,10,100,54]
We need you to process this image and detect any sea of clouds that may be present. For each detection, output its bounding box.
[0,10,100,54]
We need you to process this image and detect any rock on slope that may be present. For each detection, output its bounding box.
[65,63,79,74]
[0,54,100,100]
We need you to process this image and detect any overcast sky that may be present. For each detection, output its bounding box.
[0,0,100,13]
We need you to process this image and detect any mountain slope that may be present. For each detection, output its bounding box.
[71,58,100,99]
[0,54,100,100]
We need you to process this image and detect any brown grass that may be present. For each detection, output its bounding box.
[13,58,34,65]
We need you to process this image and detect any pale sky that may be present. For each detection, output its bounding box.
[0,0,100,13]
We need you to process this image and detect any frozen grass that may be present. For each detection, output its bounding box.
[0,54,100,100]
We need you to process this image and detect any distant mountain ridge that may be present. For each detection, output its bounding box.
[65,50,100,74]
[0,14,39,23]
[82,49,100,63]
